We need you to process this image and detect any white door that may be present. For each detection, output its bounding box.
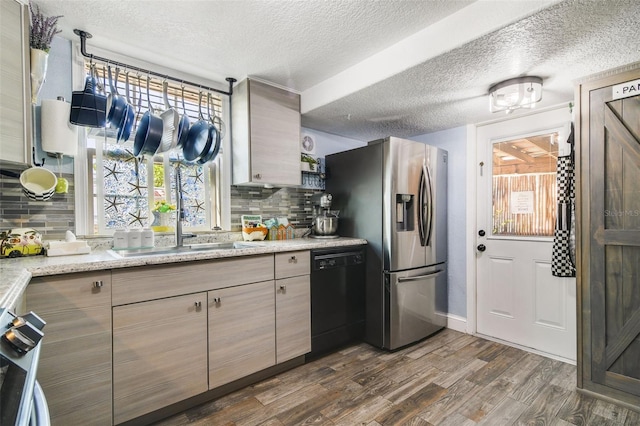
[476,108,576,361]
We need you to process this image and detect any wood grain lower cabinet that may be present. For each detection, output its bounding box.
[26,272,112,426]
[112,293,208,424]
[209,281,276,389]
[275,251,311,363]
[276,275,311,363]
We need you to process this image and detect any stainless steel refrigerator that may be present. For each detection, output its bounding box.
[326,136,448,350]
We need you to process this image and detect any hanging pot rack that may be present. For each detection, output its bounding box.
[74,29,237,97]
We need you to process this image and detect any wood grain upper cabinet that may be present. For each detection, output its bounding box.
[26,272,112,425]
[232,78,301,186]
[577,66,640,410]
[209,280,276,389]
[0,0,32,169]
[113,293,208,424]
[275,251,311,363]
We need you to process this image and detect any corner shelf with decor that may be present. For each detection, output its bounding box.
[301,156,325,190]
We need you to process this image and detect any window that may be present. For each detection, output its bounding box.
[81,62,224,235]
[491,132,558,237]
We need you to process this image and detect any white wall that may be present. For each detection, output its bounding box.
[411,126,468,318]
[301,128,365,157]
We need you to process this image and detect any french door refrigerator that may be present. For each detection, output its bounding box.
[326,136,448,350]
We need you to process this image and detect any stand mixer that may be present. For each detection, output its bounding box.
[310,193,340,238]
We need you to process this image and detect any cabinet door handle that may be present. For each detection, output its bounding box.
[93,280,103,288]
[213,297,221,304]
[194,301,202,308]
[253,173,262,179]
[279,285,286,291]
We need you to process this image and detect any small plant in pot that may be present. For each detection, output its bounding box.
[301,153,318,172]
[29,1,62,53]
[28,1,63,103]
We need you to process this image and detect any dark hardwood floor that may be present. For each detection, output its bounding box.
[156,329,639,425]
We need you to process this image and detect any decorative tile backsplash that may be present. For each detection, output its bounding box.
[1,173,322,238]
[0,173,75,240]
[230,186,322,231]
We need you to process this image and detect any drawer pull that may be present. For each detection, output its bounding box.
[253,173,262,179]
[93,280,103,288]
[280,285,286,291]
[194,301,202,308]
[213,297,221,304]
[289,256,297,263]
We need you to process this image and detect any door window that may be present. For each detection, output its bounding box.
[492,132,559,237]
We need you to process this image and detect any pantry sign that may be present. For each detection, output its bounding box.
[612,78,640,100]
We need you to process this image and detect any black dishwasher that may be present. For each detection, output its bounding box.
[309,246,365,358]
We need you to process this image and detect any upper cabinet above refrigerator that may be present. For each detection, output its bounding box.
[231,78,301,187]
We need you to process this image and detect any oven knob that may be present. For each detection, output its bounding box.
[2,322,43,354]
[11,311,46,331]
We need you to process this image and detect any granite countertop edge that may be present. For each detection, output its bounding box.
[0,238,367,309]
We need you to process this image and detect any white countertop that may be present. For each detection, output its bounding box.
[0,237,366,309]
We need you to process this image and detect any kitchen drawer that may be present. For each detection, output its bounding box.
[275,250,310,279]
[27,271,111,310]
[112,254,273,306]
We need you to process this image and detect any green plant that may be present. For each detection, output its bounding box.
[153,200,176,213]
[29,1,62,52]
[301,153,317,171]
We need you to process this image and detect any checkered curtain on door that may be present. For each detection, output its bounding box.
[552,123,576,277]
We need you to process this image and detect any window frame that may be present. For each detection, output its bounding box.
[72,45,231,236]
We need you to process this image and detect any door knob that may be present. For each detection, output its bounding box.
[478,230,486,237]
[477,244,486,252]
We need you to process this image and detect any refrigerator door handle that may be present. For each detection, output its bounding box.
[421,162,434,246]
[397,269,444,282]
[418,163,426,245]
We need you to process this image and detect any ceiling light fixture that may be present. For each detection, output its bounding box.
[489,76,543,114]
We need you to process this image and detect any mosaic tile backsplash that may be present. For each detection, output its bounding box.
[1,173,322,238]
[0,173,75,240]
[230,186,322,232]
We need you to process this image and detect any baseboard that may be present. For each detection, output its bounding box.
[475,332,577,365]
[437,312,467,333]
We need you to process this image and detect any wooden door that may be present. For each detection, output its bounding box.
[249,79,301,186]
[27,272,112,425]
[584,71,640,402]
[276,275,311,363]
[476,108,576,361]
[209,280,275,389]
[113,293,208,424]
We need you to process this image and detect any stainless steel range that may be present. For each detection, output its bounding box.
[0,308,50,426]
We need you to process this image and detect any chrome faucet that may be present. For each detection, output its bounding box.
[175,166,195,247]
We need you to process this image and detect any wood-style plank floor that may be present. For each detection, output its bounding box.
[156,329,639,425]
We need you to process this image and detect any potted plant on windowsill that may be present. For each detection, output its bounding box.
[301,153,318,172]
[151,200,176,231]
[29,1,62,104]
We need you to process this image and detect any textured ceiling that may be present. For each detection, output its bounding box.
[37,0,473,91]
[303,0,640,140]
[35,0,640,142]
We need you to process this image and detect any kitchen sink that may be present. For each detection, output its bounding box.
[108,241,261,258]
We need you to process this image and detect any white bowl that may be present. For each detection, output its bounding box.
[20,167,57,199]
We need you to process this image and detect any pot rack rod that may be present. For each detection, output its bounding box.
[74,29,236,97]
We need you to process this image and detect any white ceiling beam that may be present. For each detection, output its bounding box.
[301,0,563,114]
